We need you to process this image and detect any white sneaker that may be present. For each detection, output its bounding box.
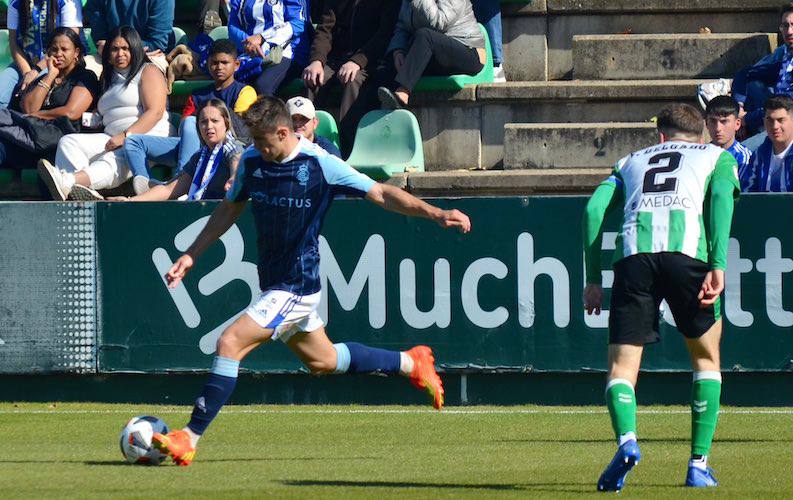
[69,184,104,201]
[697,78,732,110]
[493,64,506,83]
[37,159,69,201]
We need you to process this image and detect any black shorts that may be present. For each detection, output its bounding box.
[609,252,720,345]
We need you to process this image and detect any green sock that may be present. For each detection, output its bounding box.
[691,371,722,457]
[606,379,637,443]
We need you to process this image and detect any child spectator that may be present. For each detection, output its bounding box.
[0,0,84,108]
[705,96,752,172]
[286,96,341,157]
[377,0,485,109]
[228,0,312,96]
[110,99,244,201]
[0,28,98,172]
[83,0,175,73]
[739,94,793,192]
[124,39,257,194]
[301,0,400,154]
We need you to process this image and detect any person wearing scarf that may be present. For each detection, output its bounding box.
[107,98,244,201]
[1,0,84,108]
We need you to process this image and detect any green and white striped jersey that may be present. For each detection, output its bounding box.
[608,141,739,264]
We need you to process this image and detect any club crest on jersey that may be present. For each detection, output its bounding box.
[296,164,310,186]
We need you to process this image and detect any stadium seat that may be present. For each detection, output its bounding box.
[0,169,13,185]
[0,30,11,70]
[21,168,38,185]
[315,110,340,150]
[208,26,229,41]
[413,24,494,92]
[172,26,189,47]
[346,110,424,180]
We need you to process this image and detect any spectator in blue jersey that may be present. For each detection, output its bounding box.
[0,0,84,108]
[285,97,341,158]
[109,99,244,201]
[83,0,175,72]
[377,0,486,109]
[705,96,751,173]
[740,95,793,192]
[228,0,312,96]
[124,39,257,195]
[731,3,793,136]
[151,97,471,466]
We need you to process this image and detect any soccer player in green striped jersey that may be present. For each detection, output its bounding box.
[582,104,740,491]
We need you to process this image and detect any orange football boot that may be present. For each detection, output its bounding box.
[152,429,196,466]
[406,345,444,410]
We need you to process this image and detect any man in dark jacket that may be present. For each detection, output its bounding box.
[301,0,400,154]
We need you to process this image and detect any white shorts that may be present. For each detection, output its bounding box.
[245,289,325,344]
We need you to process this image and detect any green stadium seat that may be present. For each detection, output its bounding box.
[346,109,424,180]
[0,169,14,185]
[170,26,229,96]
[172,26,189,47]
[150,165,172,182]
[278,78,304,98]
[413,24,493,92]
[21,169,38,185]
[0,30,11,70]
[315,110,340,150]
[83,28,97,55]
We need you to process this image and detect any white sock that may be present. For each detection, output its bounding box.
[61,171,76,192]
[182,426,201,447]
[689,455,708,470]
[618,431,637,446]
[399,352,414,377]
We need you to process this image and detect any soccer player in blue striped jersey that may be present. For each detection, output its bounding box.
[705,95,752,172]
[152,97,471,466]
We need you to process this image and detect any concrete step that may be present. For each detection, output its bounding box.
[504,122,657,169]
[413,80,702,171]
[403,169,611,196]
[572,33,775,80]
[502,1,780,80]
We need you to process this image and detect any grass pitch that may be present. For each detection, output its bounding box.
[1,404,791,499]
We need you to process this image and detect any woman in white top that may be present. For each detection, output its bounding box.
[39,26,171,200]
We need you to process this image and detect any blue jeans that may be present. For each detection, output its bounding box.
[0,65,22,109]
[473,0,503,66]
[123,117,202,179]
[253,57,302,96]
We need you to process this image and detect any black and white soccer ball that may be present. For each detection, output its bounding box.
[119,415,169,465]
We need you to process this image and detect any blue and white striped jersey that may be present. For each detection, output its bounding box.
[229,0,311,64]
[726,139,752,173]
[227,136,376,295]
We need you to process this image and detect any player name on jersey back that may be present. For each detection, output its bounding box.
[610,141,735,264]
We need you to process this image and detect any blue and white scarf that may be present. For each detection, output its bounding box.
[17,0,50,64]
[187,133,237,200]
[776,45,793,95]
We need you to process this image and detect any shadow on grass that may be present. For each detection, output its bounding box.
[281,479,688,494]
[496,437,790,444]
[0,456,380,466]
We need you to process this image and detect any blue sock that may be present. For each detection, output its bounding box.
[187,356,239,435]
[332,342,400,374]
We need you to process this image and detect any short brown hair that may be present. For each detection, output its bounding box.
[656,103,704,139]
[765,94,793,114]
[242,96,292,133]
[780,2,793,19]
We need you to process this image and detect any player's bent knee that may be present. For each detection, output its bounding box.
[305,356,337,375]
[216,328,244,358]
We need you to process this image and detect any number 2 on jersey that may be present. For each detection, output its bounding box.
[642,152,682,193]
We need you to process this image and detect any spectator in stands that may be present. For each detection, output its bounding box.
[739,95,793,192]
[472,0,504,82]
[731,2,793,137]
[124,39,257,194]
[706,96,751,173]
[376,0,486,109]
[83,0,175,73]
[38,26,171,200]
[302,0,400,153]
[286,96,341,157]
[0,27,98,173]
[0,0,84,108]
[228,0,312,96]
[109,99,244,201]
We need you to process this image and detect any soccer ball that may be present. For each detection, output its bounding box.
[119,415,169,465]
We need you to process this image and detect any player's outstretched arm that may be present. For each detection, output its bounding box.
[582,178,621,315]
[365,183,471,233]
[165,199,248,288]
